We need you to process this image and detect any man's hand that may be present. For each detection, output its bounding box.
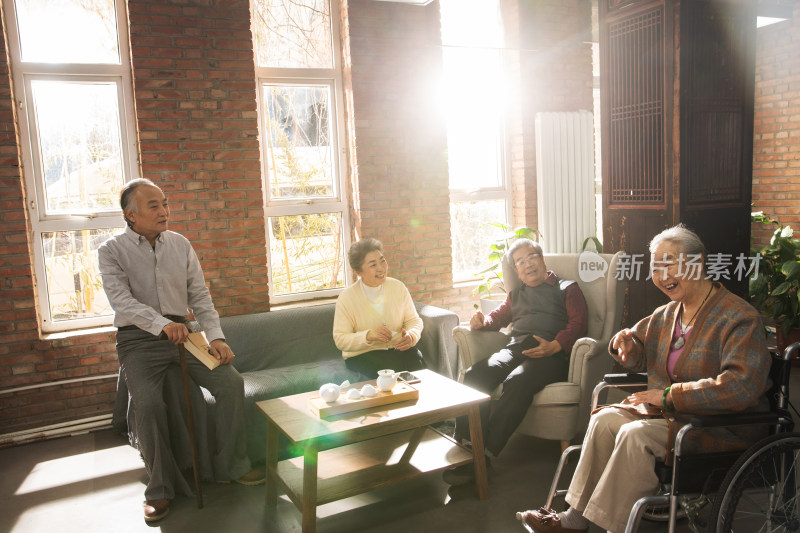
[208,339,235,365]
[469,310,486,330]
[162,322,189,344]
[522,335,561,358]
[394,329,414,351]
[366,325,393,343]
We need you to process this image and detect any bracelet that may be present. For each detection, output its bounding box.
[662,386,675,412]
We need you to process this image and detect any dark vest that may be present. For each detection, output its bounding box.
[509,278,572,341]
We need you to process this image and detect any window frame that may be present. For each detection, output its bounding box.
[444,46,512,283]
[252,0,351,304]
[4,0,140,333]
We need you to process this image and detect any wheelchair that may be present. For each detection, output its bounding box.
[531,341,800,533]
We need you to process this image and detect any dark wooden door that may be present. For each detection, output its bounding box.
[601,0,756,324]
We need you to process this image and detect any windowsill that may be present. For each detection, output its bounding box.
[453,279,481,290]
[268,296,339,311]
[38,299,342,340]
[41,325,117,341]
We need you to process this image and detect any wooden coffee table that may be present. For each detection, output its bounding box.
[256,369,491,532]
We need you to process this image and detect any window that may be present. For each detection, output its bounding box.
[440,0,511,281]
[5,0,139,332]
[251,0,349,301]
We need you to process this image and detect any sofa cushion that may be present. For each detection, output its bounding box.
[243,360,366,402]
[221,304,340,373]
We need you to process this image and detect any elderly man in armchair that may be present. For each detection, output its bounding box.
[443,238,588,485]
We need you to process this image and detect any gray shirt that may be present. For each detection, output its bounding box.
[98,226,224,341]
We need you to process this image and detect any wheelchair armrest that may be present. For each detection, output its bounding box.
[591,373,649,410]
[688,412,779,428]
[602,373,648,385]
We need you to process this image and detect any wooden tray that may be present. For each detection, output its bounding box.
[308,382,419,417]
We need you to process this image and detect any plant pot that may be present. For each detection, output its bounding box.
[479,297,506,315]
[776,326,800,357]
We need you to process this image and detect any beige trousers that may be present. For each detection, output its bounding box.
[565,407,669,533]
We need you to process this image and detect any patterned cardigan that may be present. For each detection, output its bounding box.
[612,283,771,453]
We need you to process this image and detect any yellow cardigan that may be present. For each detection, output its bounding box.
[333,277,423,359]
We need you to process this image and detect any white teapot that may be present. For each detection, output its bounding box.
[319,380,350,403]
[376,369,398,392]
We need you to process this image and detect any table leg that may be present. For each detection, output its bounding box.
[302,447,319,533]
[467,405,489,500]
[265,420,279,506]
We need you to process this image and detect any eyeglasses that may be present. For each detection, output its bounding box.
[514,253,542,268]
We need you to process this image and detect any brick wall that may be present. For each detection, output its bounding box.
[0,0,269,435]
[1,0,594,435]
[515,0,594,230]
[127,0,269,315]
[346,0,453,310]
[752,4,800,247]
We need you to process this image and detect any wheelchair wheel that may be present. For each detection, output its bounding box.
[712,433,800,533]
[642,503,686,522]
[643,504,675,522]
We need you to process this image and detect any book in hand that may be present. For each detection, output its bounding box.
[184,331,220,370]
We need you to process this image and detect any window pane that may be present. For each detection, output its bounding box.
[268,213,345,296]
[253,0,332,69]
[263,85,334,200]
[31,80,126,214]
[15,0,119,64]
[443,47,505,190]
[42,228,121,322]
[451,200,507,280]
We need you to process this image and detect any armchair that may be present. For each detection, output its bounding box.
[452,252,625,449]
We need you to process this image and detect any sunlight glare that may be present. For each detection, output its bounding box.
[15,445,141,496]
[15,0,119,64]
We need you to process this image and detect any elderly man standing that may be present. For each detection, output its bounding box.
[444,238,588,485]
[99,178,263,523]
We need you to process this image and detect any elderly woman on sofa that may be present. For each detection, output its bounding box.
[517,224,770,533]
[333,238,424,378]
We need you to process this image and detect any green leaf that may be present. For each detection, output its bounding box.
[749,273,767,298]
[514,227,539,240]
[582,236,603,253]
[782,260,800,282]
[772,282,792,296]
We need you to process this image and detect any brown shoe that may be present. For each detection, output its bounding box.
[515,508,588,533]
[143,499,170,522]
[234,467,266,486]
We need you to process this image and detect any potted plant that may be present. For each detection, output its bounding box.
[749,213,800,353]
[473,224,540,313]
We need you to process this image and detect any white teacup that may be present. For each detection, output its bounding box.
[376,369,397,392]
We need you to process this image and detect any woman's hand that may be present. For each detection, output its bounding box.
[394,329,414,351]
[611,328,639,363]
[366,325,393,343]
[627,389,663,407]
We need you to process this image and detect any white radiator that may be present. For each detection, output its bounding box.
[535,111,596,253]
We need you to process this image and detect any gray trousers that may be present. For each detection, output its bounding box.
[116,329,251,501]
[565,407,668,533]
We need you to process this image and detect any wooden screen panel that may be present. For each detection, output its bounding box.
[683,3,748,207]
[685,110,743,205]
[607,6,665,206]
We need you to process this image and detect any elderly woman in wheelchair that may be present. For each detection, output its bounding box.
[517,224,772,533]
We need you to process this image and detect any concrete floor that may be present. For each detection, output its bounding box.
[0,425,698,533]
[4,365,798,533]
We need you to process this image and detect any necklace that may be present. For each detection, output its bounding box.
[673,284,714,349]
